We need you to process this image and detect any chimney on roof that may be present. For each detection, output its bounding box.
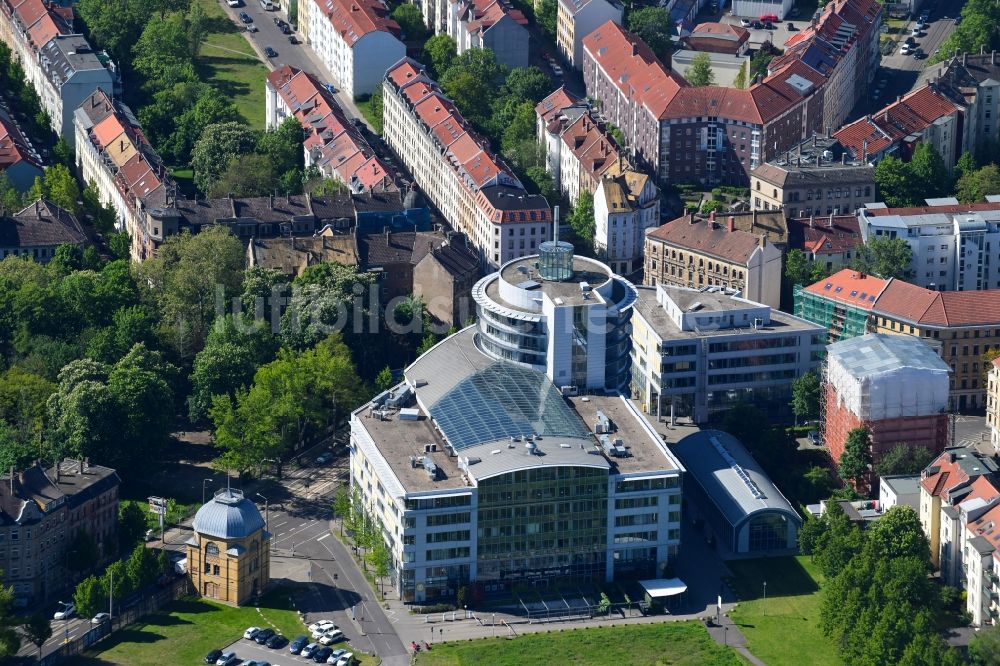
[809,214,815,228]
[828,212,834,228]
[816,154,821,167]
[982,45,986,55]
[632,42,638,57]
[34,199,39,215]
[826,125,832,139]
[77,458,83,474]
[759,233,766,248]
[709,210,716,222]
[862,138,869,163]
[689,209,696,224]
[812,134,817,148]
[841,152,847,165]
[728,216,735,232]
[269,194,274,210]
[385,225,391,244]
[752,209,758,229]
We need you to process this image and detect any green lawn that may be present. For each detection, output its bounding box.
[414,621,744,666]
[353,96,382,135]
[727,556,841,666]
[194,0,268,128]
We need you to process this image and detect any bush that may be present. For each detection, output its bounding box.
[412,603,457,614]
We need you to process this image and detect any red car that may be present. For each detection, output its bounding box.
[759,13,778,22]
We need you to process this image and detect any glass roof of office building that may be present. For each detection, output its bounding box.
[430,363,591,451]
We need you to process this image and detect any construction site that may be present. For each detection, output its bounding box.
[822,334,951,477]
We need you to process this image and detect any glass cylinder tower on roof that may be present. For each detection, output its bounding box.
[538,205,574,281]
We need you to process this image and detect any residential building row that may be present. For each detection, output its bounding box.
[796,267,1000,411]
[919,447,1000,627]
[0,459,119,607]
[0,198,85,262]
[265,64,399,193]
[671,22,751,89]
[0,0,119,142]
[578,0,883,186]
[421,0,528,70]
[0,105,43,192]
[630,283,825,424]
[749,133,877,218]
[301,0,405,98]
[535,88,659,274]
[381,58,550,269]
[857,198,1000,292]
[555,0,621,69]
[785,213,864,272]
[989,357,1000,453]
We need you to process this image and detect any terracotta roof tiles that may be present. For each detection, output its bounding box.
[801,268,888,310]
[312,0,400,47]
[646,215,765,264]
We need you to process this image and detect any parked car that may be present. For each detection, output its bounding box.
[280,24,291,34]
[336,653,354,666]
[327,649,347,664]
[226,0,241,6]
[273,16,284,25]
[244,626,263,640]
[313,647,333,663]
[264,45,278,58]
[255,628,276,644]
[205,649,223,664]
[309,620,336,635]
[763,21,774,29]
[786,22,795,30]
[246,23,258,32]
[216,652,238,666]
[911,28,924,36]
[267,633,289,649]
[319,629,344,645]
[54,602,75,620]
[901,44,912,55]
[301,642,320,658]
[91,612,110,624]
[807,430,820,445]
[759,13,778,22]
[751,20,763,28]
[740,18,752,26]
[324,83,337,94]
[913,51,927,59]
[288,35,298,44]
[239,11,252,22]
[551,64,563,77]
[290,635,310,654]
[315,451,334,465]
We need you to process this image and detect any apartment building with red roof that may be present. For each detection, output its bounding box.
[0,107,43,192]
[786,213,863,270]
[266,65,398,193]
[382,58,549,268]
[679,22,749,56]
[306,0,404,98]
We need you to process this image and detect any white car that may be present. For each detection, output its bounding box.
[53,602,75,620]
[327,649,347,664]
[301,643,320,659]
[244,626,262,640]
[91,612,110,624]
[740,18,752,27]
[318,629,344,645]
[900,44,912,55]
[336,652,354,666]
[311,621,337,638]
[227,0,241,5]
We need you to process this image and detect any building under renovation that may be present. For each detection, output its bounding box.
[823,334,950,479]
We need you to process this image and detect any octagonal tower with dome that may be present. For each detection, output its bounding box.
[187,488,270,606]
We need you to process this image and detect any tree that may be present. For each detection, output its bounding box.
[799,466,836,505]
[0,367,54,456]
[956,163,1000,204]
[525,165,558,203]
[790,371,821,421]
[119,501,148,554]
[749,48,776,82]
[391,3,425,40]
[874,444,935,478]
[838,427,871,487]
[784,248,813,287]
[374,366,394,392]
[567,191,595,244]
[873,155,917,207]
[366,86,384,135]
[536,0,556,37]
[332,486,351,536]
[501,66,552,104]
[500,101,539,170]
[280,263,377,352]
[107,344,176,460]
[954,150,977,180]
[441,70,492,128]
[424,34,457,78]
[190,122,258,195]
[72,575,107,623]
[908,142,951,201]
[22,613,50,661]
[125,543,161,591]
[969,624,1000,665]
[209,154,278,198]
[256,115,305,181]
[687,52,715,86]
[132,11,194,89]
[53,136,74,169]
[733,61,748,89]
[852,235,912,280]
[371,539,390,596]
[28,165,81,215]
[625,7,672,59]
[135,225,246,359]
[0,578,18,657]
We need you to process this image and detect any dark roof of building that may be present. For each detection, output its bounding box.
[479,185,549,211]
[0,199,86,248]
[358,229,447,266]
[420,235,480,277]
[787,215,862,255]
[0,460,119,526]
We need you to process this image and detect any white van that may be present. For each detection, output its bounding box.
[260,0,275,10]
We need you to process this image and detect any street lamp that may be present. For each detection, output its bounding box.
[256,493,269,552]
[763,580,767,616]
[202,478,213,506]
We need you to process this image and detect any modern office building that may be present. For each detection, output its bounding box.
[672,430,801,556]
[349,326,684,602]
[630,284,825,424]
[824,334,950,484]
[857,198,1000,292]
[472,241,636,392]
[0,459,119,607]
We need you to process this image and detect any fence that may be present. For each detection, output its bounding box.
[35,577,193,666]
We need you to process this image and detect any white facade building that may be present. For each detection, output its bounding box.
[858,198,1000,291]
[593,172,659,275]
[630,284,826,424]
[440,0,529,70]
[307,0,405,98]
[349,326,684,603]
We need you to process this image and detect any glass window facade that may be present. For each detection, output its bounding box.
[747,513,790,552]
[476,466,608,590]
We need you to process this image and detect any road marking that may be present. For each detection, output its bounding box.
[317,533,330,541]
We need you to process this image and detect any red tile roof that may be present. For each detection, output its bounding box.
[919,447,999,498]
[801,267,888,311]
[875,281,1000,327]
[834,85,959,159]
[534,87,581,125]
[0,112,42,173]
[789,215,862,255]
[311,0,400,47]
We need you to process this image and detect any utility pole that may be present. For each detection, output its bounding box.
[202,478,212,506]
[257,493,269,552]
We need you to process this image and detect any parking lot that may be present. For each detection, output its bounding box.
[218,634,355,666]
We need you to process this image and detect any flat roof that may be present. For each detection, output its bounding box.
[567,394,680,475]
[633,286,823,340]
[489,254,614,310]
[671,430,800,528]
[881,474,921,496]
[639,578,688,598]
